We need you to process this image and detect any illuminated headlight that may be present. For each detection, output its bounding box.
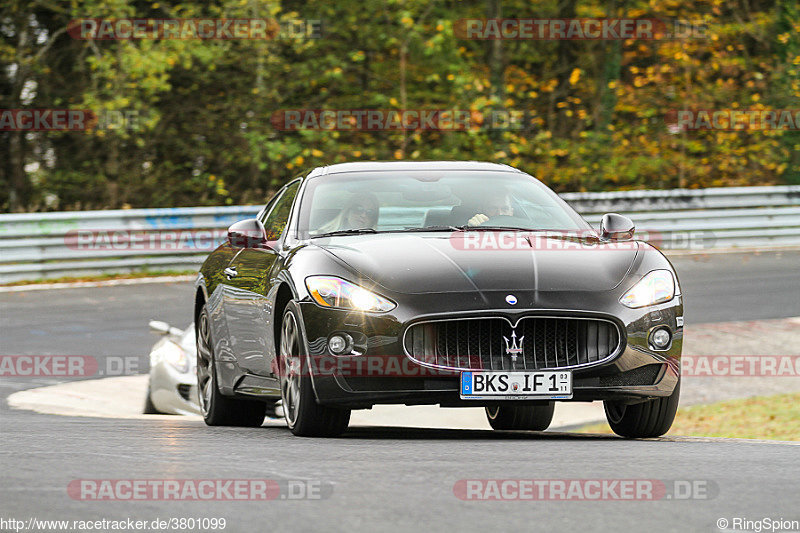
[620,270,676,308]
[152,344,189,373]
[306,276,396,312]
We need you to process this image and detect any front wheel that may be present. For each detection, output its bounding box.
[279,302,350,437]
[604,379,680,438]
[143,384,163,414]
[196,306,265,427]
[485,403,555,430]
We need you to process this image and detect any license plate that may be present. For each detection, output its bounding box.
[460,371,572,400]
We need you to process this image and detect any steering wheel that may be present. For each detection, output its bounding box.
[481,215,532,228]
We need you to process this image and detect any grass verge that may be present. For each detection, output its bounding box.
[0,270,196,287]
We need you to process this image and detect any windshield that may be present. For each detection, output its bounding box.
[297,170,591,238]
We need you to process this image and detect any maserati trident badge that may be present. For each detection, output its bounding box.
[503,330,524,362]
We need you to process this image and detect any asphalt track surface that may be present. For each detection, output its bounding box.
[1,251,799,532]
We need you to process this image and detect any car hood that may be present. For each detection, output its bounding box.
[314,233,638,294]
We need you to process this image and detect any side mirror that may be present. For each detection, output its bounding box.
[600,213,635,241]
[227,218,268,248]
[150,321,184,336]
[149,320,170,335]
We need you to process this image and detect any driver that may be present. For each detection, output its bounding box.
[318,192,380,233]
[467,189,513,226]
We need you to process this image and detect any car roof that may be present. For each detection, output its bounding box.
[307,160,523,178]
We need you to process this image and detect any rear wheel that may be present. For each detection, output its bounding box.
[279,302,350,437]
[485,403,555,430]
[196,306,265,427]
[604,379,680,438]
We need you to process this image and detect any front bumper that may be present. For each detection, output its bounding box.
[296,288,682,409]
[148,361,202,416]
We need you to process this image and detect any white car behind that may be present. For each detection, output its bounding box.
[144,321,282,418]
[144,321,201,416]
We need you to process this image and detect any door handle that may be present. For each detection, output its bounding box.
[224,266,238,280]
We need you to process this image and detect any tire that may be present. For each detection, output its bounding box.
[485,403,555,430]
[604,378,680,438]
[196,306,265,427]
[279,301,350,437]
[142,384,162,414]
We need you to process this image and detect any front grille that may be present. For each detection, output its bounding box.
[599,364,663,387]
[404,317,621,371]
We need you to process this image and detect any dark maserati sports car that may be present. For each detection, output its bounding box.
[194,161,682,437]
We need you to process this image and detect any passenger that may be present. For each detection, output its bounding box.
[319,192,380,232]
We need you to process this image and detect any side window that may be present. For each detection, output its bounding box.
[263,181,301,241]
[259,189,283,224]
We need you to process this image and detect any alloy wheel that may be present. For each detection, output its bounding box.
[280,311,302,427]
[196,310,214,417]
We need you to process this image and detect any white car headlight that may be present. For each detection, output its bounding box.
[306,276,396,312]
[152,343,189,373]
[164,346,189,373]
[620,270,677,308]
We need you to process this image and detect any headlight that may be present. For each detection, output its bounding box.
[306,276,396,312]
[620,270,676,308]
[165,346,189,372]
[152,343,190,373]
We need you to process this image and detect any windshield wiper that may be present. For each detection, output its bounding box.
[395,225,463,232]
[310,228,378,238]
[455,225,537,232]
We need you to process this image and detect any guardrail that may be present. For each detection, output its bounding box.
[1,185,798,283]
[563,185,800,250]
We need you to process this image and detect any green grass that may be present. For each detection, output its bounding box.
[1,270,196,286]
[579,393,800,441]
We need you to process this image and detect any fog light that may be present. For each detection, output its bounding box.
[650,327,671,350]
[328,334,349,355]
